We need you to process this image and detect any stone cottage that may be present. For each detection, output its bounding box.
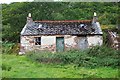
[19,12,103,53]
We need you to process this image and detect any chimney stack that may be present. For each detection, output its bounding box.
[93,12,98,23]
[28,13,31,17]
[27,13,33,23]
[94,12,97,17]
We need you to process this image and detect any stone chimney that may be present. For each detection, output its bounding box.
[27,13,33,23]
[92,12,98,23]
[94,12,97,16]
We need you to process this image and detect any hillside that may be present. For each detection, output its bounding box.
[2,2,119,42]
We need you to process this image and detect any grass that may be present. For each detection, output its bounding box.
[2,54,119,78]
[101,25,116,30]
[0,53,2,78]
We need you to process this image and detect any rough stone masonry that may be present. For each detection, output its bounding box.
[19,12,103,54]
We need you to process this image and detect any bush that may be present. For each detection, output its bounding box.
[87,46,119,68]
[26,46,119,68]
[2,42,20,54]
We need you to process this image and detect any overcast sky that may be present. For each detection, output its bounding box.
[0,0,34,4]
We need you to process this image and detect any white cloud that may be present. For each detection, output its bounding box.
[1,0,34,4]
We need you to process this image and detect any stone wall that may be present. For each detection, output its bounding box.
[87,35,103,48]
[76,37,88,50]
[64,35,77,50]
[20,36,56,52]
[20,35,103,53]
[20,36,34,52]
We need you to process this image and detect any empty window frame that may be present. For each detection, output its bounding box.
[35,37,41,45]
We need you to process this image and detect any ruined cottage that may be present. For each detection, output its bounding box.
[20,12,103,53]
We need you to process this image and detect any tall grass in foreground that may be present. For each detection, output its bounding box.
[2,54,118,78]
[27,45,119,68]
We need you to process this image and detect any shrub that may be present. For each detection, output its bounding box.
[26,46,119,68]
[2,42,19,54]
[87,46,119,68]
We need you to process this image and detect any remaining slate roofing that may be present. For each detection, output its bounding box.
[21,20,103,36]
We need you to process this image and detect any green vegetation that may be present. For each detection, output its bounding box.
[0,54,2,78]
[27,46,119,68]
[2,41,119,78]
[1,33,119,78]
[2,42,19,54]
[2,2,118,42]
[1,2,119,78]
[1,32,119,78]
[2,54,118,78]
